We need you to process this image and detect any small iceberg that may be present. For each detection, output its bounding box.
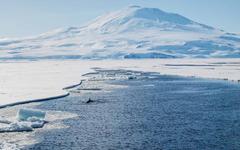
[17,108,46,121]
[0,108,47,133]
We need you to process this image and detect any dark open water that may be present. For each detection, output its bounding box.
[27,70,240,150]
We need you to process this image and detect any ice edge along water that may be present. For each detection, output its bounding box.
[0,79,85,108]
[0,80,86,109]
[0,59,239,108]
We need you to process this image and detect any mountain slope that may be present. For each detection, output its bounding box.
[86,5,214,33]
[0,6,239,59]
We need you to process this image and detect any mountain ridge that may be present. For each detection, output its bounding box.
[0,6,239,59]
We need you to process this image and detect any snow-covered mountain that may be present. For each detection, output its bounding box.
[0,5,240,59]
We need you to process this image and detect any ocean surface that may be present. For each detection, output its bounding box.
[25,70,240,150]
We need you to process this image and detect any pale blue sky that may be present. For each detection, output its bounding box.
[0,0,239,37]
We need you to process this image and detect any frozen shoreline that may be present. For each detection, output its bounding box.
[0,92,69,109]
[0,59,239,108]
[0,80,85,108]
[4,69,239,150]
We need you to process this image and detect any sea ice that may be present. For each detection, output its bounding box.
[0,59,240,108]
[0,142,19,150]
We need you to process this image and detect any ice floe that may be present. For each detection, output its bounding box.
[0,108,46,133]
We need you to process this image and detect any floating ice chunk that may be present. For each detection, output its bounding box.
[27,117,46,128]
[0,109,47,133]
[29,120,45,128]
[0,116,12,124]
[17,108,46,121]
[0,122,33,133]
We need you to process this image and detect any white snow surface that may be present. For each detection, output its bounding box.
[0,59,239,107]
[0,6,239,59]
